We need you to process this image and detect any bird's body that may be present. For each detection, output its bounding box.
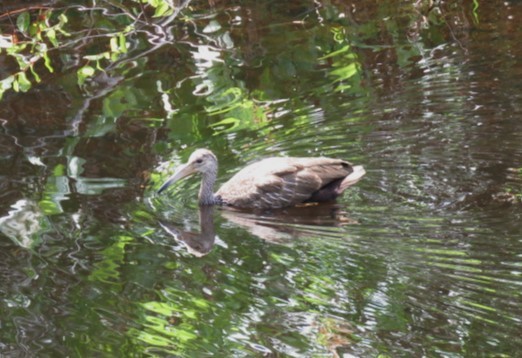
[158,149,365,210]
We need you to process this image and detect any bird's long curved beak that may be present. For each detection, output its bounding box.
[157,163,196,194]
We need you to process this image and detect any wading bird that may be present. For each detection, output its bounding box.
[157,149,365,210]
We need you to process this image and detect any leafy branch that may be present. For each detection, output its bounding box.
[0,0,189,99]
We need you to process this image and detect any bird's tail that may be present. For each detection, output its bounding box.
[339,165,366,192]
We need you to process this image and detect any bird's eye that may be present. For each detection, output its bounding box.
[195,159,203,164]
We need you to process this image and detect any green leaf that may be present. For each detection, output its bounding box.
[110,36,119,53]
[80,66,95,76]
[43,52,54,73]
[58,13,68,24]
[319,45,350,60]
[84,52,110,61]
[29,22,39,37]
[77,66,96,85]
[30,66,41,83]
[17,12,30,34]
[153,2,172,17]
[39,198,62,215]
[53,164,66,176]
[118,33,127,53]
[331,62,359,83]
[17,72,32,92]
[95,60,105,72]
[12,78,19,92]
[46,28,58,47]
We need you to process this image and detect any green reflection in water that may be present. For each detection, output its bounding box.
[89,235,133,285]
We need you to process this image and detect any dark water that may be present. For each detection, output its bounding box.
[1,0,522,356]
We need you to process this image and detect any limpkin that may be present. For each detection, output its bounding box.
[157,149,365,210]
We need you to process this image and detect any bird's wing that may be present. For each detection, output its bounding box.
[256,159,353,208]
[218,157,352,209]
[253,168,313,208]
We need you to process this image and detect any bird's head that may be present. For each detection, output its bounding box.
[188,149,218,174]
[157,149,218,194]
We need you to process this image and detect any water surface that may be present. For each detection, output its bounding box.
[1,0,521,356]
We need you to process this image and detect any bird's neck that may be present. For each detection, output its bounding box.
[199,170,218,206]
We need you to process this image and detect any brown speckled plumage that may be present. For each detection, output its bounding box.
[158,149,365,210]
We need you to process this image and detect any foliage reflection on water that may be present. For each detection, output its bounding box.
[1,0,522,356]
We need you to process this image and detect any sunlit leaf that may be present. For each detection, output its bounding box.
[84,52,111,61]
[12,78,19,92]
[118,33,127,53]
[95,60,105,72]
[30,66,41,83]
[206,87,244,114]
[39,198,62,215]
[58,13,68,24]
[331,62,359,80]
[43,52,54,73]
[17,72,32,92]
[79,65,96,77]
[53,164,66,176]
[472,0,480,24]
[143,301,177,316]
[77,65,96,85]
[332,27,345,43]
[319,45,350,60]
[17,12,30,34]
[110,36,119,53]
[192,298,210,309]
[153,2,172,17]
[88,236,133,284]
[12,53,29,69]
[460,299,497,312]
[46,28,59,47]
[56,13,71,36]
[172,329,198,342]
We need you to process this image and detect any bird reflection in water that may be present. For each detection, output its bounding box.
[159,203,358,256]
[159,206,216,257]
[222,202,358,244]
